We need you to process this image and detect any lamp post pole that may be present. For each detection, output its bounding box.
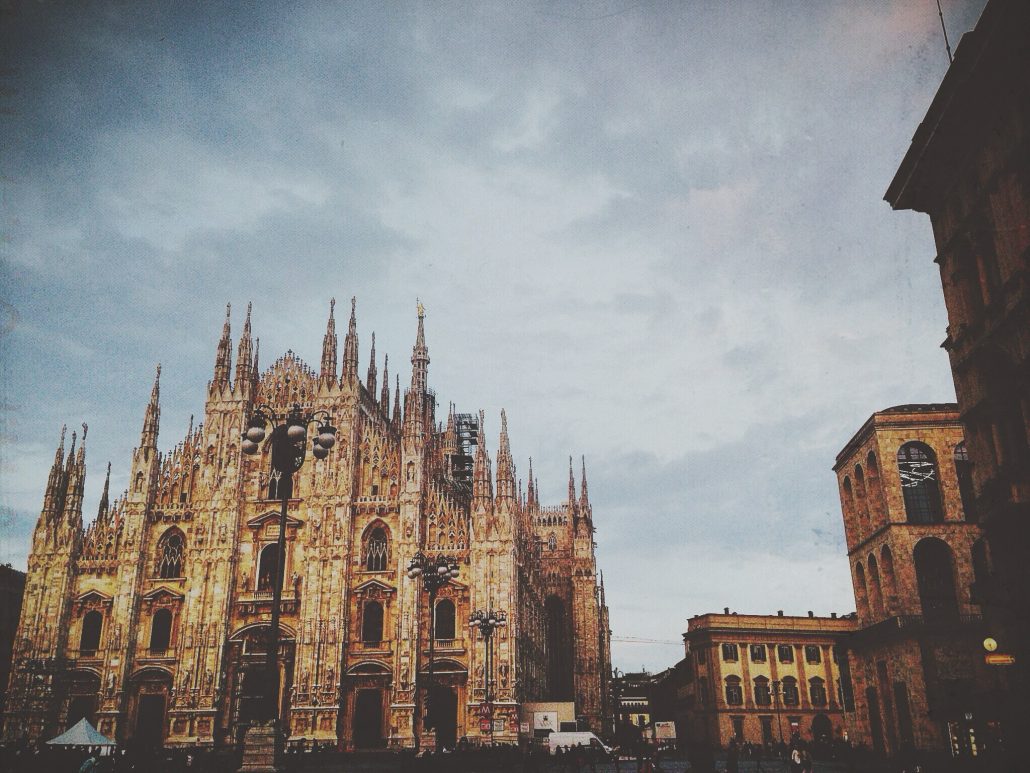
[407,552,459,751]
[772,679,785,747]
[239,403,336,770]
[469,609,507,744]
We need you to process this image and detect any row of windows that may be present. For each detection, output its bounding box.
[698,675,830,708]
[78,609,174,656]
[718,643,824,665]
[842,441,976,526]
[361,598,457,644]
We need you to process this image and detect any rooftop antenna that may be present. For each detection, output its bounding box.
[936,0,953,64]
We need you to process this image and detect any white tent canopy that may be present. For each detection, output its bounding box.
[46,718,116,746]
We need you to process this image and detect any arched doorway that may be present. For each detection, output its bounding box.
[431,685,458,751]
[129,669,172,749]
[417,659,465,752]
[811,713,832,744]
[223,625,296,745]
[64,671,101,728]
[353,689,384,748]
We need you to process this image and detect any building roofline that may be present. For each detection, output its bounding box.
[683,612,859,638]
[833,403,960,470]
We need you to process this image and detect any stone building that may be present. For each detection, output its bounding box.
[833,404,1002,760]
[884,0,1030,745]
[680,611,857,750]
[2,301,611,750]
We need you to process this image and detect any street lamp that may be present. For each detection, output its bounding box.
[771,679,785,748]
[406,552,459,750]
[469,608,507,743]
[240,402,335,764]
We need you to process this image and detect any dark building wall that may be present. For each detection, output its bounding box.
[0,565,27,716]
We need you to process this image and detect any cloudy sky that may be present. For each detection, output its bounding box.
[1,0,985,672]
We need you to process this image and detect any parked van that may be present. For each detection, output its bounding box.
[546,731,613,756]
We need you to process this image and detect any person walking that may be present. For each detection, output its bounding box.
[726,738,740,773]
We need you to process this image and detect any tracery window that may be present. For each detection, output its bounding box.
[809,677,827,706]
[724,676,743,706]
[362,601,384,644]
[150,609,172,653]
[898,442,943,523]
[156,529,185,579]
[435,599,456,640]
[365,526,389,572]
[548,533,557,551]
[754,676,771,706]
[80,611,102,655]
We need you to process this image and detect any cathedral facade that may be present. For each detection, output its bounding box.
[2,301,611,750]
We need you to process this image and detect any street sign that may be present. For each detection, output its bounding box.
[985,653,1016,666]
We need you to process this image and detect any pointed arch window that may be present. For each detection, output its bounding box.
[257,543,281,592]
[364,527,389,572]
[898,442,943,523]
[434,599,456,640]
[548,533,557,551]
[156,529,185,579]
[80,611,102,655]
[150,609,173,653]
[362,601,384,644]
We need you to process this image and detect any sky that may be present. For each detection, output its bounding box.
[0,0,987,673]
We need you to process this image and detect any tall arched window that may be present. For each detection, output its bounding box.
[434,599,456,640]
[880,545,898,611]
[781,676,799,706]
[854,464,869,521]
[842,477,855,519]
[809,677,827,706]
[257,544,281,592]
[80,611,102,654]
[724,676,743,706]
[867,554,885,619]
[362,601,384,643]
[954,443,977,521]
[866,451,886,520]
[548,533,557,551]
[150,609,172,653]
[854,562,870,620]
[754,676,771,706]
[897,443,943,523]
[156,529,185,579]
[914,538,959,622]
[365,527,389,572]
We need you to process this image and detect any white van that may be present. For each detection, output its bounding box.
[546,731,613,756]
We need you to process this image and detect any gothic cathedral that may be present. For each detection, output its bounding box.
[3,300,612,750]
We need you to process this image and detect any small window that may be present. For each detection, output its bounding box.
[754,677,771,706]
[257,544,281,592]
[809,677,827,707]
[805,645,822,664]
[365,527,389,572]
[361,601,384,644]
[435,599,456,640]
[150,609,172,653]
[80,611,102,654]
[721,643,739,662]
[777,644,794,663]
[548,533,557,551]
[725,676,743,706]
[749,644,766,662]
[782,677,799,706]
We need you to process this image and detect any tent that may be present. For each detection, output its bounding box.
[46,718,116,747]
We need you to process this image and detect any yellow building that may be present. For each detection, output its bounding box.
[681,611,857,749]
[2,301,611,750]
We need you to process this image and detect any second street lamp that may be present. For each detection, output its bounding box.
[407,552,459,750]
[240,401,335,768]
[469,608,506,743]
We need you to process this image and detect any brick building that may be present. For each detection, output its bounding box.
[833,404,1003,760]
[884,0,1030,746]
[2,301,610,750]
[680,611,857,750]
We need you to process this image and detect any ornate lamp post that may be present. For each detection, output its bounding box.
[239,402,335,769]
[406,552,459,750]
[771,679,785,747]
[469,609,506,743]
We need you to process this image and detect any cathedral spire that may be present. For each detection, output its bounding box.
[141,364,161,450]
[527,457,537,510]
[42,425,68,521]
[580,455,590,506]
[63,423,87,529]
[473,410,493,508]
[409,299,429,395]
[212,303,232,390]
[568,455,577,505]
[380,354,390,415]
[234,302,254,392]
[496,409,515,502]
[320,298,338,386]
[392,374,401,428]
[342,297,359,382]
[366,332,378,395]
[97,462,112,521]
[252,337,260,383]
